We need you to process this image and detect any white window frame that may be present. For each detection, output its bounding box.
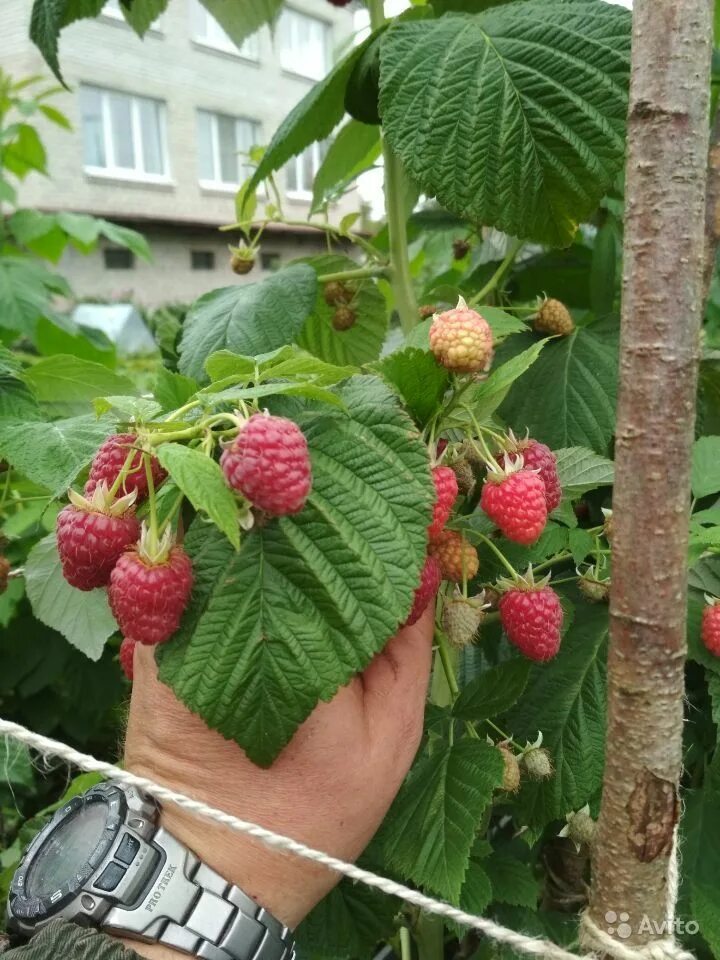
[286,141,325,201]
[197,110,261,192]
[81,86,172,185]
[190,0,260,61]
[278,8,330,81]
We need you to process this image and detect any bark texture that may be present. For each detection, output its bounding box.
[587,0,712,947]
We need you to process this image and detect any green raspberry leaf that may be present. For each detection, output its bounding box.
[484,849,541,909]
[370,347,449,426]
[297,255,388,366]
[452,659,531,722]
[508,597,608,826]
[24,534,117,661]
[156,444,241,550]
[158,377,433,766]
[691,436,720,499]
[296,880,398,960]
[374,739,504,901]
[379,2,631,246]
[178,265,318,383]
[554,446,615,496]
[499,318,620,455]
[0,414,112,495]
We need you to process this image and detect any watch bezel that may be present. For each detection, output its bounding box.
[8,784,126,923]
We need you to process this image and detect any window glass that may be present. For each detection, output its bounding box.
[279,10,329,80]
[217,114,238,184]
[79,86,105,167]
[80,85,167,178]
[197,110,215,181]
[108,91,134,168]
[138,98,163,174]
[191,0,260,59]
[198,110,260,186]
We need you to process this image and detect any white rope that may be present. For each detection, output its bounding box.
[0,719,693,960]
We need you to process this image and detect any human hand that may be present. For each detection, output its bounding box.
[119,605,435,958]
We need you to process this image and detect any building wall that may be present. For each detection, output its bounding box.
[62,221,348,308]
[1,0,359,227]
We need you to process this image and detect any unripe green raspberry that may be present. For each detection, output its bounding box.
[522,746,554,780]
[559,805,596,850]
[534,298,574,336]
[442,594,483,647]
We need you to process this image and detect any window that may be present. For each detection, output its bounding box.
[80,85,169,182]
[190,0,260,59]
[278,9,330,80]
[191,250,215,270]
[104,248,134,269]
[287,141,327,198]
[261,252,281,272]
[197,110,260,188]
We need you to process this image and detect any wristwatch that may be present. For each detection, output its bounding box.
[6,781,296,960]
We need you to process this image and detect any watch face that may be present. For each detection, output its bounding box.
[9,785,126,925]
[25,801,108,898]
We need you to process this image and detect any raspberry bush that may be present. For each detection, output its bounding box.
[2,0,720,957]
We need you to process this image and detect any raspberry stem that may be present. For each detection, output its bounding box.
[108,446,139,500]
[143,453,160,548]
[468,238,524,307]
[434,626,480,740]
[476,533,519,579]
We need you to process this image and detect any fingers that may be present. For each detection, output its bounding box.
[361,604,434,751]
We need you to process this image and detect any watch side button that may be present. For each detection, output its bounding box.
[115,834,141,865]
[94,862,127,892]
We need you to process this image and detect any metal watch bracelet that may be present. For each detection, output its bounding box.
[104,826,296,960]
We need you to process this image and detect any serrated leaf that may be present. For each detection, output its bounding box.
[205,347,357,387]
[471,339,548,423]
[119,0,169,33]
[453,659,531,721]
[554,446,615,496]
[297,255,388,366]
[200,380,343,408]
[30,0,105,82]
[153,369,199,413]
[247,34,377,197]
[24,534,117,660]
[92,396,161,420]
[480,306,529,339]
[311,120,381,214]
[508,598,607,825]
[692,437,720,499]
[499,319,619,454]
[158,378,433,765]
[296,879,398,960]
[0,415,112,495]
[0,256,70,336]
[57,211,100,246]
[22,354,137,415]
[684,752,720,956]
[0,740,33,789]
[370,347,449,425]
[484,850,540,908]
[156,444,240,549]
[568,528,594,565]
[376,739,503,900]
[179,265,318,382]
[199,0,281,47]
[379,4,631,245]
[97,219,151,260]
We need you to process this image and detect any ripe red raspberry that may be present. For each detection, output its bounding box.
[405,556,441,626]
[119,636,136,680]
[429,297,493,374]
[499,579,563,662]
[109,528,193,646]
[56,486,140,591]
[85,434,166,500]
[498,438,561,512]
[429,530,479,583]
[428,466,459,540]
[221,413,312,516]
[480,463,547,545]
[702,599,720,656]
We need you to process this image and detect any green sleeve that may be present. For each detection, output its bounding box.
[1,920,142,960]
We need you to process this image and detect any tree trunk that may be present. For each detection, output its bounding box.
[586,0,712,950]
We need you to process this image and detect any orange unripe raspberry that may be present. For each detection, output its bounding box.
[499,744,521,793]
[534,298,574,336]
[429,297,493,374]
[428,529,479,583]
